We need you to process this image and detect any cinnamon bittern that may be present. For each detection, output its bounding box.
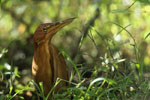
[32,18,75,97]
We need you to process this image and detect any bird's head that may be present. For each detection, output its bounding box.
[33,18,75,47]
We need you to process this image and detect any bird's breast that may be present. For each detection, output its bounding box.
[32,43,52,83]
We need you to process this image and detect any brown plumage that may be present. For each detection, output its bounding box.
[32,18,75,97]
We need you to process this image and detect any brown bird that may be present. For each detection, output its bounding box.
[32,18,75,98]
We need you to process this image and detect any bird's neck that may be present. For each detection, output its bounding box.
[33,42,52,74]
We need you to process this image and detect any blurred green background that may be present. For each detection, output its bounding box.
[0,0,150,99]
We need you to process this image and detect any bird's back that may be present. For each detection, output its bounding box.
[49,44,68,91]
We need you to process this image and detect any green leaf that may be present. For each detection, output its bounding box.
[9,85,13,94]
[106,78,117,85]
[87,77,106,91]
[90,77,105,87]
[136,64,140,70]
[0,48,8,58]
[61,50,81,81]
[144,32,150,40]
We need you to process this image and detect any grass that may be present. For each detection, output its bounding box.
[0,23,150,100]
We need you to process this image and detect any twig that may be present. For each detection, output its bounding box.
[71,8,100,59]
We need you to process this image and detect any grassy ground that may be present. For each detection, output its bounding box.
[0,29,150,100]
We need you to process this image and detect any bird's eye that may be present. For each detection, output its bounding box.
[42,27,47,32]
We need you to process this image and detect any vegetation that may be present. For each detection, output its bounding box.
[0,0,150,100]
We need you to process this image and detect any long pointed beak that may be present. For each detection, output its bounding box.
[47,17,75,34]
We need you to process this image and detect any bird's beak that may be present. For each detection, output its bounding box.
[46,18,75,39]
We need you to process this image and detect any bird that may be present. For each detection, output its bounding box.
[32,18,75,98]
